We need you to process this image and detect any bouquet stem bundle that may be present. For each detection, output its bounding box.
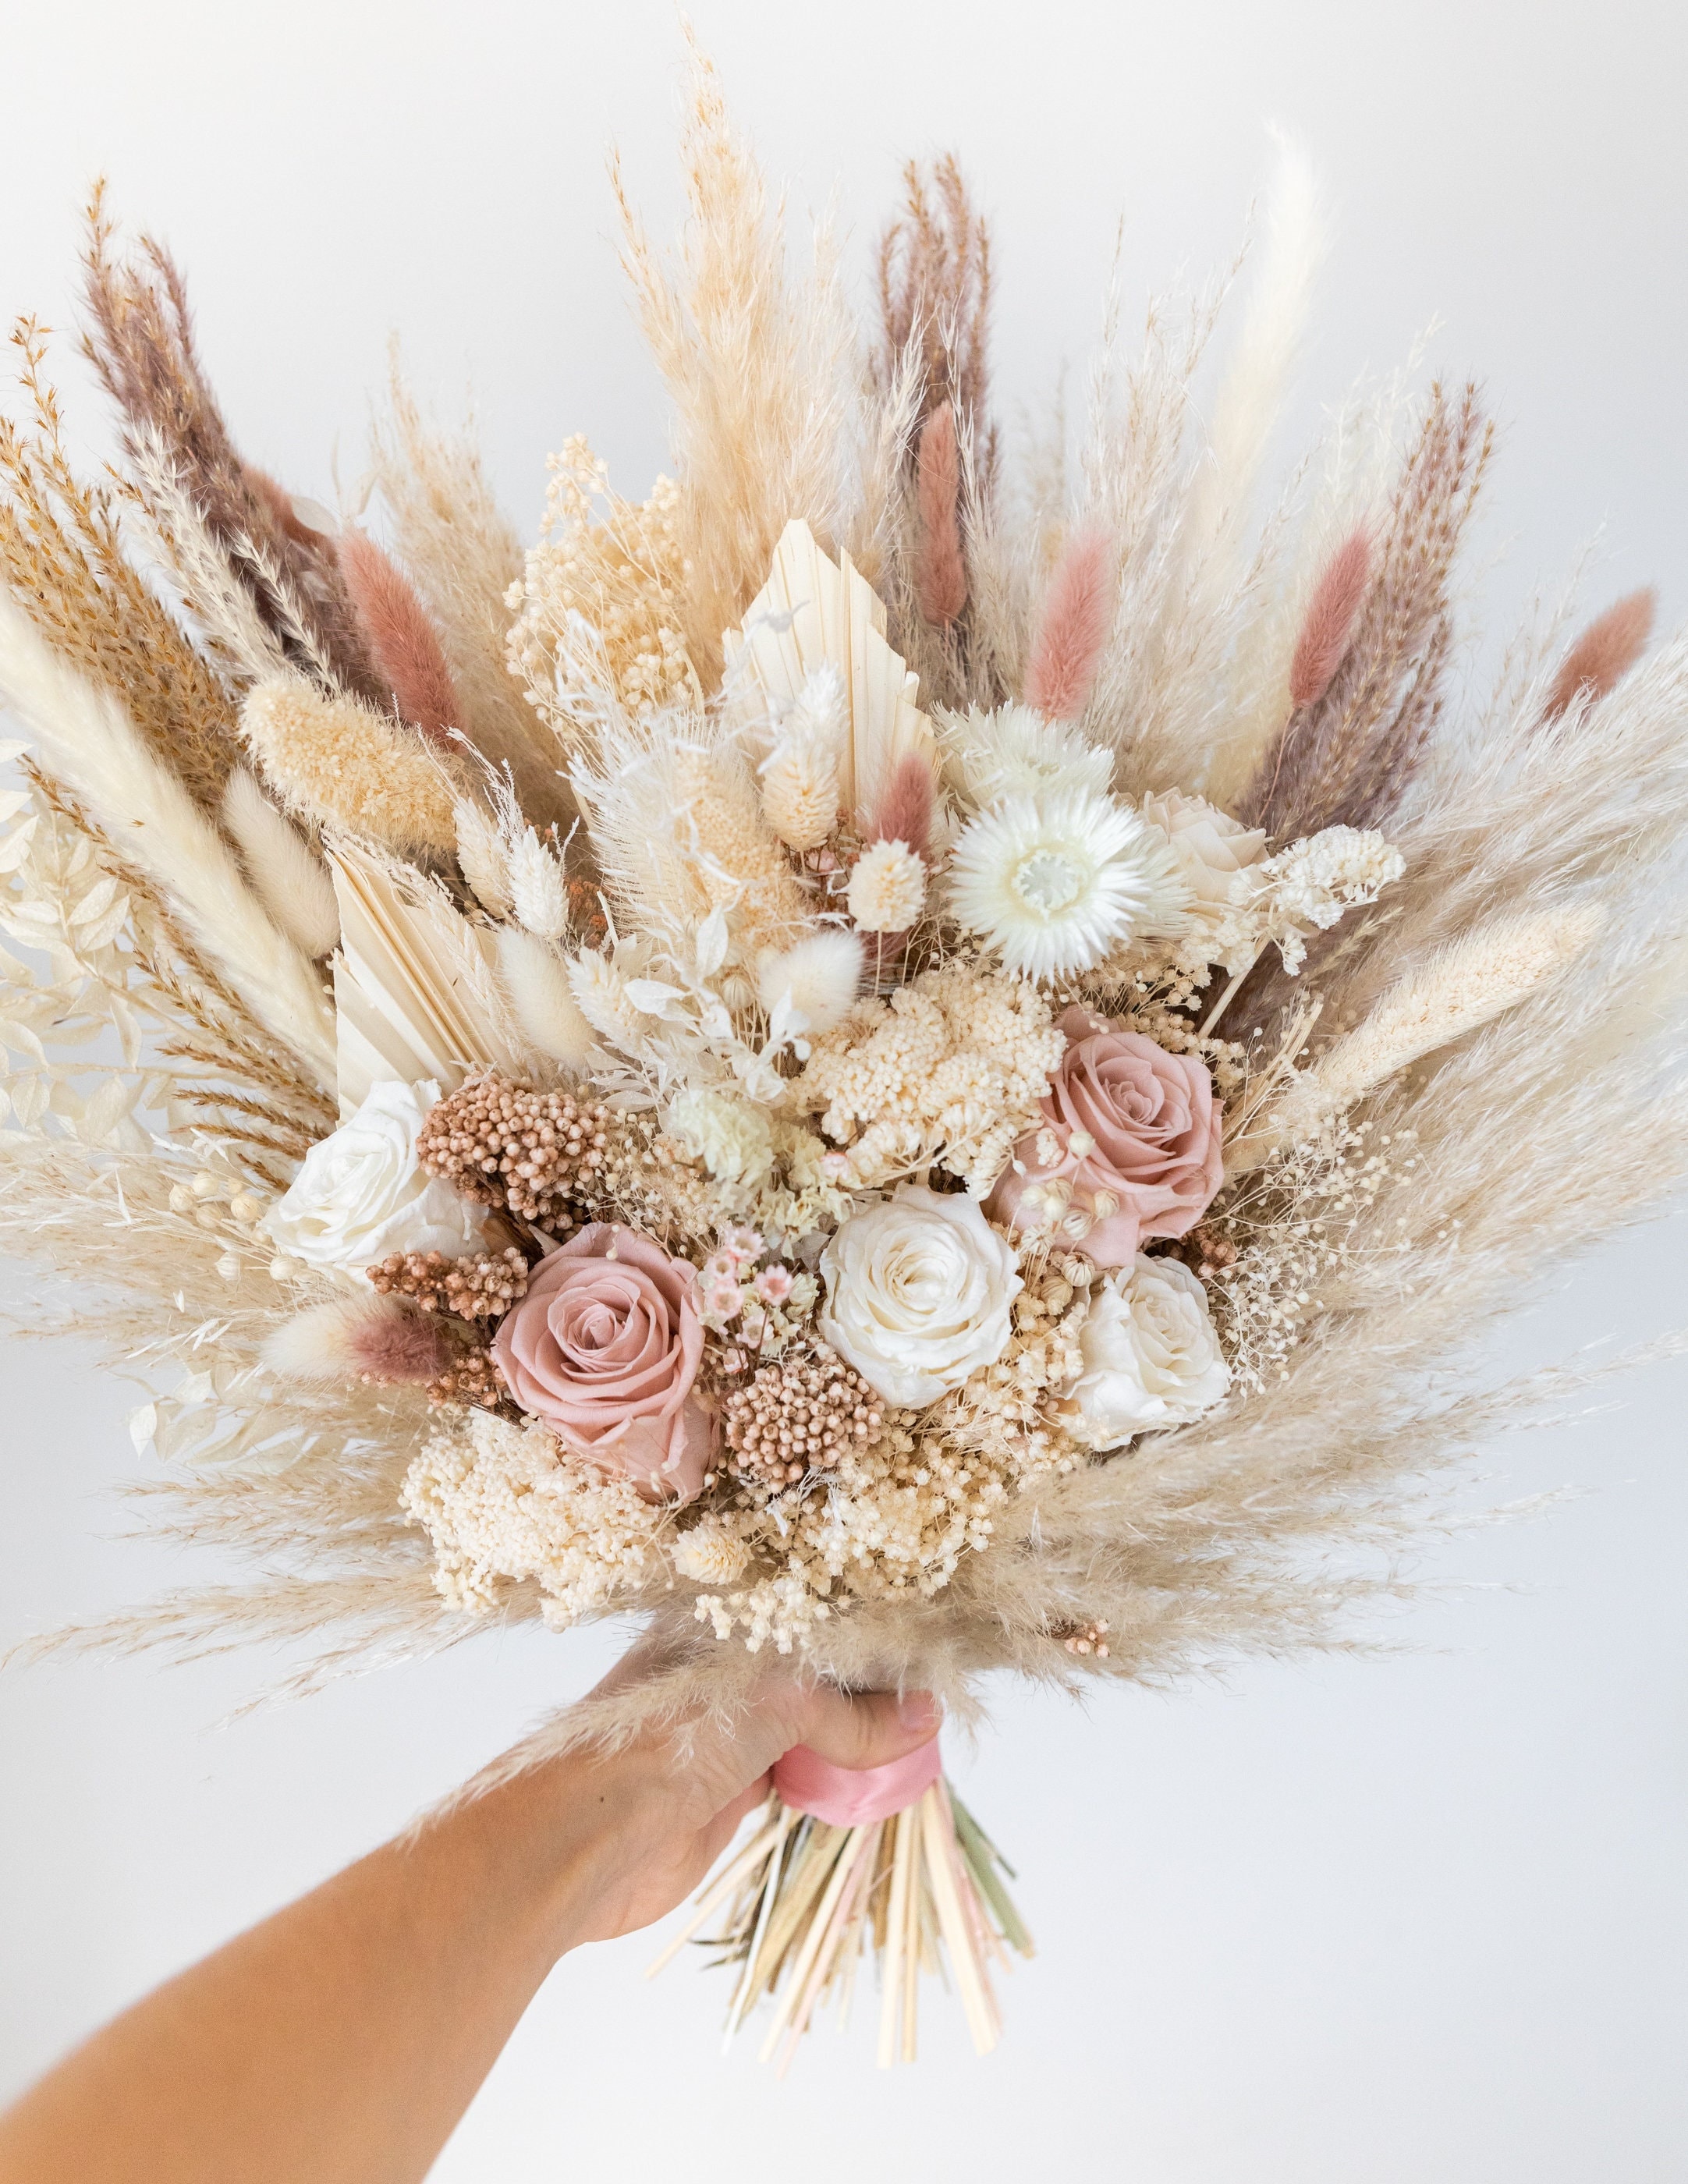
[650,1779,1031,2069]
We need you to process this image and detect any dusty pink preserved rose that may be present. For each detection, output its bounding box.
[985,1006,1224,1266]
[491,1222,711,1502]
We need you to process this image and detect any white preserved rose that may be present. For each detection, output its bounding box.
[1140,789,1267,936]
[266,1078,488,1276]
[818,1182,1021,1407]
[1061,1251,1229,1445]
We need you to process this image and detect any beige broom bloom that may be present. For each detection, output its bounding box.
[239,676,458,854]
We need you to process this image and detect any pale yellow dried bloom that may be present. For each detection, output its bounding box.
[239,677,458,854]
[846,838,927,932]
[506,437,698,736]
[672,1518,752,1587]
[793,959,1065,1194]
[402,1410,664,1629]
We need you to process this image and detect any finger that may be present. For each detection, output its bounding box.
[787,1686,942,1772]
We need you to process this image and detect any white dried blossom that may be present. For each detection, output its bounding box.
[664,1087,775,1197]
[505,825,571,940]
[1059,1253,1229,1445]
[937,702,1114,807]
[1140,788,1264,942]
[672,1517,752,1586]
[1218,824,1406,973]
[846,838,927,932]
[948,787,1188,980]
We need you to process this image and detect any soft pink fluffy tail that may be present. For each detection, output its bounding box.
[867,753,934,855]
[1544,587,1656,720]
[339,530,464,747]
[1289,524,1373,709]
[1024,528,1112,721]
[913,402,967,628]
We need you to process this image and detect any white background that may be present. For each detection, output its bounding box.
[2,2,1686,2176]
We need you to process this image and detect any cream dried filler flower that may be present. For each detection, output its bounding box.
[949,787,1187,980]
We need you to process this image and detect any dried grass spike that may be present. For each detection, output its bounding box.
[1023,530,1113,722]
[1288,523,1373,708]
[1544,588,1656,721]
[913,403,966,627]
[338,529,465,747]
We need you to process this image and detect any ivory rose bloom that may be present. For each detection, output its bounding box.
[492,1223,710,1502]
[265,1078,487,1276]
[818,1183,1020,1408]
[1062,1253,1229,1445]
[986,1008,1223,1266]
[1140,789,1268,938]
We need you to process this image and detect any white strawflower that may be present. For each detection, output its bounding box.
[847,838,927,932]
[948,787,1186,980]
[664,1087,775,1194]
[819,1182,1021,1407]
[1060,1253,1229,1445]
[937,702,1114,807]
[264,1079,487,1278]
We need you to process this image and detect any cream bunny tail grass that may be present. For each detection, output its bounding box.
[221,766,340,959]
[0,591,336,1086]
[239,675,459,854]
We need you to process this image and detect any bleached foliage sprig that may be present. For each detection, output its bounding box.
[0,47,1683,1719]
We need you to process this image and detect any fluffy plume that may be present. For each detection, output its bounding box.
[264,1295,454,1386]
[1023,529,1114,722]
[368,358,575,832]
[1236,904,1601,1169]
[239,676,458,854]
[1244,381,1493,838]
[867,752,935,856]
[611,34,857,683]
[454,800,512,916]
[493,924,598,1069]
[1544,588,1656,721]
[337,530,464,747]
[759,691,842,852]
[1287,523,1372,708]
[757,930,864,1037]
[220,767,340,959]
[80,184,380,704]
[504,825,571,941]
[875,154,996,475]
[913,402,966,626]
[0,593,335,1084]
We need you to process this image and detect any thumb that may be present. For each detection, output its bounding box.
[785,1685,943,1773]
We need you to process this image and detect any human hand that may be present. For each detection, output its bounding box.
[555,1637,942,1946]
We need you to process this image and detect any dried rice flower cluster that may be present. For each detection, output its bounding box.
[368,1246,530,1318]
[721,1342,885,1486]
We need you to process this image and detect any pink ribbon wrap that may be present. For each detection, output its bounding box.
[772,1736,943,1828]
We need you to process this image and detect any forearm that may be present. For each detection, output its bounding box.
[0,1755,615,2184]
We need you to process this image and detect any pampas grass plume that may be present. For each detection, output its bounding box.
[913,402,966,627]
[1024,529,1113,722]
[1544,588,1656,720]
[338,530,466,750]
[495,924,598,1068]
[221,768,341,959]
[1289,523,1373,708]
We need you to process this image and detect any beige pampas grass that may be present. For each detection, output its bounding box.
[220,767,340,959]
[239,675,458,854]
[612,35,858,683]
[493,924,598,1070]
[0,592,336,1087]
[1236,903,1600,1168]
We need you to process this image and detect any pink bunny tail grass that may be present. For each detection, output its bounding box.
[868,753,935,855]
[346,1303,456,1385]
[913,402,967,627]
[1023,528,1113,721]
[1543,587,1657,721]
[1288,523,1374,709]
[338,529,465,749]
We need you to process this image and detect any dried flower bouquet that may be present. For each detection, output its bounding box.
[2,44,1685,2064]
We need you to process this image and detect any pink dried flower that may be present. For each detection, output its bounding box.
[754,1264,794,1305]
[1023,528,1113,722]
[704,1280,744,1321]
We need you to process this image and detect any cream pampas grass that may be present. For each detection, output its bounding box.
[239,675,459,854]
[0,593,335,1086]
